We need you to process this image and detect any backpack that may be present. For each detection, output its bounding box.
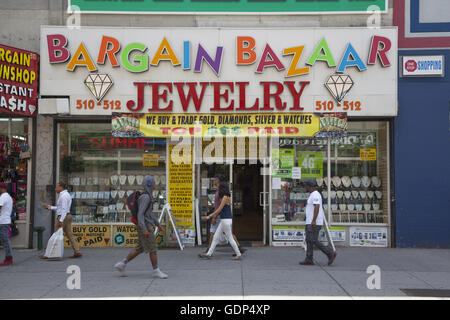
[126,191,150,225]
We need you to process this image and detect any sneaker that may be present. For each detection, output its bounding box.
[299,260,315,266]
[152,268,168,279]
[328,252,337,265]
[114,261,127,277]
[0,256,13,266]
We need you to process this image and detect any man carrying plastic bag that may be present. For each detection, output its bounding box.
[40,182,81,259]
[42,228,64,259]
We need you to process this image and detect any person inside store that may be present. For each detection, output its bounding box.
[204,175,246,257]
[41,182,82,259]
[0,182,14,266]
[300,179,337,266]
[114,176,168,279]
[199,178,242,260]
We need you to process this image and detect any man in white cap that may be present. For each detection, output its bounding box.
[114,176,168,278]
[300,179,337,266]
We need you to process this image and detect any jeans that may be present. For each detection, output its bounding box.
[207,219,241,257]
[305,224,332,262]
[0,224,12,258]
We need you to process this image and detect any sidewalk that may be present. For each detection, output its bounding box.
[1,246,450,299]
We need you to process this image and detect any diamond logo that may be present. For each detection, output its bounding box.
[84,74,113,102]
[325,74,354,103]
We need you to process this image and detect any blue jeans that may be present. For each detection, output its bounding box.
[0,224,12,258]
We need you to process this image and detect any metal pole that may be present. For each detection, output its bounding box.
[327,137,331,223]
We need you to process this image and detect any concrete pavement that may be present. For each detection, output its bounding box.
[1,246,450,299]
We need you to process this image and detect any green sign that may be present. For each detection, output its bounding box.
[298,152,323,178]
[272,149,294,178]
[69,0,387,14]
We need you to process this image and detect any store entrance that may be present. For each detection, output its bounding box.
[231,162,264,241]
[200,161,265,243]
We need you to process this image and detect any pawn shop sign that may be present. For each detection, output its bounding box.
[0,44,39,116]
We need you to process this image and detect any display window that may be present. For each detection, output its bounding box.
[328,121,389,225]
[271,137,327,225]
[58,122,167,224]
[0,118,30,222]
[270,121,390,245]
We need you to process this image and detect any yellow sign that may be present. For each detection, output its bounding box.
[142,153,159,167]
[360,148,376,161]
[65,225,111,247]
[168,144,193,227]
[113,113,322,137]
[112,225,138,247]
[112,224,166,247]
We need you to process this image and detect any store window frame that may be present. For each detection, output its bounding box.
[0,116,34,248]
[55,119,169,226]
[268,119,392,246]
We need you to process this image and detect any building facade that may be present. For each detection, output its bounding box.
[6,1,445,250]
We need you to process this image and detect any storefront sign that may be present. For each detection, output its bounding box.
[401,55,445,77]
[273,225,346,242]
[280,131,376,147]
[65,224,111,247]
[0,44,39,116]
[298,152,324,178]
[360,148,377,161]
[112,225,138,247]
[69,0,387,14]
[142,153,159,167]
[349,227,388,247]
[40,27,398,117]
[168,144,194,227]
[112,112,347,138]
[75,135,155,151]
[273,226,304,241]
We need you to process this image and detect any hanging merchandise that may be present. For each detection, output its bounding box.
[17,161,27,175]
[19,143,31,159]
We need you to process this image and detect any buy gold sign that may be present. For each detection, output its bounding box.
[65,225,111,247]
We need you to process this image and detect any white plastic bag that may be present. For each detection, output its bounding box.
[218,232,229,245]
[44,228,64,259]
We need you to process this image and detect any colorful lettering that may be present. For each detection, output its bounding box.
[150,37,180,66]
[337,43,367,73]
[256,44,285,73]
[47,34,70,64]
[306,38,336,67]
[183,41,190,70]
[283,46,309,77]
[194,44,223,76]
[97,36,120,67]
[368,35,392,67]
[66,42,97,72]
[236,36,257,65]
[121,43,148,73]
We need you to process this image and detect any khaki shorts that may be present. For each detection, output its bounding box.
[136,224,158,253]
